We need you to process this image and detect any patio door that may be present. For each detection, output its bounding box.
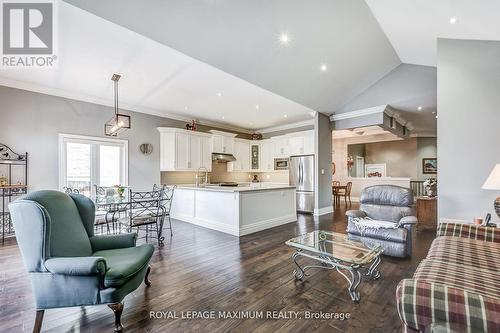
[59,134,128,197]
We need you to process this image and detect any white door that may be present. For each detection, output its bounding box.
[222,136,235,154]
[200,137,212,171]
[356,156,365,177]
[239,141,250,171]
[175,133,190,169]
[260,141,273,171]
[303,134,314,154]
[212,135,223,153]
[288,136,304,155]
[189,135,201,170]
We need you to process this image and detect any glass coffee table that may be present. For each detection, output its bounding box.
[286,230,383,302]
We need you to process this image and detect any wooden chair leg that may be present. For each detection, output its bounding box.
[144,265,152,286]
[33,310,44,333]
[108,303,124,332]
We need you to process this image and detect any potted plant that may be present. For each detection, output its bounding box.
[115,185,126,197]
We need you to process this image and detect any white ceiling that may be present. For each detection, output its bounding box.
[0,1,316,132]
[63,0,401,115]
[365,0,500,66]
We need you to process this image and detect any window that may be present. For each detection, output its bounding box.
[59,134,128,197]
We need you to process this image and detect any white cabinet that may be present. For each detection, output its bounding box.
[283,131,315,156]
[228,140,250,172]
[211,135,235,154]
[158,128,212,171]
[273,137,289,158]
[259,140,275,172]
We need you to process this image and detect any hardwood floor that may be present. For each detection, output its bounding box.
[0,204,435,333]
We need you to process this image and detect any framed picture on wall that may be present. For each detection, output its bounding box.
[422,158,437,174]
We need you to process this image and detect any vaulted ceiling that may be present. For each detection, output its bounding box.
[63,0,401,115]
[3,1,498,134]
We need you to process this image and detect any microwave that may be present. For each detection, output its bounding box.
[274,158,289,170]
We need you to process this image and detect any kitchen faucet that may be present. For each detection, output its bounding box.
[196,167,209,187]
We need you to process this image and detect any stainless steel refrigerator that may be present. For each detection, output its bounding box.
[289,155,315,213]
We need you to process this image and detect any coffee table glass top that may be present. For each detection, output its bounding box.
[286,231,383,265]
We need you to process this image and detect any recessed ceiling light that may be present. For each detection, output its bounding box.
[279,33,290,45]
[221,116,225,120]
[217,92,222,97]
[417,106,423,111]
[184,106,188,110]
[435,115,438,119]
[449,17,458,24]
[283,114,288,118]
[255,105,260,110]
[320,64,327,72]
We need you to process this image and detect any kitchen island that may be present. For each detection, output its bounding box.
[170,183,297,236]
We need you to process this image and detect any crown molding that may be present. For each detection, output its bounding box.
[0,78,253,134]
[255,119,314,134]
[330,105,387,121]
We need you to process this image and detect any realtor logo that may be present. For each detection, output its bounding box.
[1,0,57,68]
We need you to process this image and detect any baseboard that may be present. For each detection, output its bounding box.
[239,214,297,236]
[313,206,334,216]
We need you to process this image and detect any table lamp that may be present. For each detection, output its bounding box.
[482,164,500,218]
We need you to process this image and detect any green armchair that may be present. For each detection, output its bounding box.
[9,190,154,332]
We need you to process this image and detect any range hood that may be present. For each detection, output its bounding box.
[212,153,236,162]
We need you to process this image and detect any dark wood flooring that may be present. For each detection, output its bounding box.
[0,204,435,333]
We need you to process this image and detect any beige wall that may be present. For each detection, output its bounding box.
[161,161,289,185]
[365,138,418,179]
[333,134,437,182]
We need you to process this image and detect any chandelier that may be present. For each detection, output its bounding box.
[105,73,131,136]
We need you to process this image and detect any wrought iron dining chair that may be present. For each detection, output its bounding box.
[93,185,124,234]
[155,184,176,237]
[121,189,164,244]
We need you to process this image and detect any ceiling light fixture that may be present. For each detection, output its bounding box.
[449,17,458,24]
[184,106,188,110]
[217,92,222,97]
[255,105,260,110]
[221,116,225,120]
[283,114,288,118]
[320,64,327,72]
[279,33,290,45]
[417,106,423,111]
[105,74,131,136]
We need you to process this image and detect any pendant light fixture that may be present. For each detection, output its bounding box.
[105,73,131,136]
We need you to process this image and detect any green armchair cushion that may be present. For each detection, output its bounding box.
[22,191,93,257]
[44,257,106,276]
[94,244,154,288]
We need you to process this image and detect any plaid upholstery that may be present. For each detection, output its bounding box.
[427,236,500,273]
[437,223,500,243]
[396,224,500,332]
[397,279,500,332]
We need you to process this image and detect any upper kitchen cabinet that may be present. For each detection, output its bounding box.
[210,130,236,154]
[158,128,212,171]
[227,139,250,172]
[287,130,314,156]
[273,136,289,158]
[259,139,275,172]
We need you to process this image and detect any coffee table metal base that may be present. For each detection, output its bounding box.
[291,250,381,302]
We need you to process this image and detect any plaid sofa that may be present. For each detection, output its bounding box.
[396,223,500,332]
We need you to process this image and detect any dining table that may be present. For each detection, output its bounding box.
[94,190,166,240]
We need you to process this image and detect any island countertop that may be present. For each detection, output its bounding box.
[175,183,295,193]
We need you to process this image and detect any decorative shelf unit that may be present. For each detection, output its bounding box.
[0,144,28,244]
